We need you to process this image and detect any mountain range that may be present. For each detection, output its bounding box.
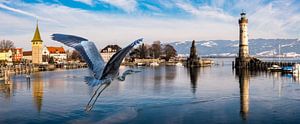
[169,39,300,57]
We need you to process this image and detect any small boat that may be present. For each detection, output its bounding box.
[282,66,293,73]
[150,62,159,66]
[176,62,183,66]
[166,62,176,66]
[267,65,282,72]
[136,62,146,66]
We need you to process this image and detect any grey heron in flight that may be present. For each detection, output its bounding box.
[51,34,143,111]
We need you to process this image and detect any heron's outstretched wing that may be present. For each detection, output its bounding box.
[51,34,105,78]
[101,38,143,80]
[117,69,141,81]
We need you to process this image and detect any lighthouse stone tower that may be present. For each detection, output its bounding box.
[236,12,250,68]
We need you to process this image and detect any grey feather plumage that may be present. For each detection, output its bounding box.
[117,69,141,81]
[51,33,143,111]
[101,38,143,80]
[51,34,105,79]
[51,33,143,86]
[51,34,88,47]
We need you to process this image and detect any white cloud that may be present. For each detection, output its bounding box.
[0,2,237,50]
[246,0,300,39]
[144,3,160,12]
[175,2,235,22]
[73,0,138,12]
[0,0,299,51]
[175,0,300,39]
[0,3,57,22]
[73,0,93,5]
[158,0,175,9]
[100,0,137,12]
[0,3,37,17]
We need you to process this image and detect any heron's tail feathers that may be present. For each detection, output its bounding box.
[84,76,102,87]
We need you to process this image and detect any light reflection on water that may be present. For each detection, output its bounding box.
[0,58,300,124]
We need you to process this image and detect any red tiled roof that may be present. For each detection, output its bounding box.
[14,48,22,50]
[46,46,65,54]
[23,51,32,56]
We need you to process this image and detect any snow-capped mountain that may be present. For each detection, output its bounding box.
[169,39,300,57]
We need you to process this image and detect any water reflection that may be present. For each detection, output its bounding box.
[293,75,300,83]
[154,67,163,92]
[0,80,13,100]
[32,73,44,112]
[188,67,200,94]
[236,69,250,120]
[165,66,176,80]
[27,78,31,91]
[1,61,300,123]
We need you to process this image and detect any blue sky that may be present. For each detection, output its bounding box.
[0,0,299,50]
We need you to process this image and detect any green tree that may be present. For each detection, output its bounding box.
[48,56,55,64]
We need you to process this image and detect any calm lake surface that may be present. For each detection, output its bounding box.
[1,58,300,124]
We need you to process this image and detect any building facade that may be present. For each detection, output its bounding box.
[12,48,23,63]
[0,48,23,64]
[0,49,12,65]
[22,51,32,62]
[100,45,121,62]
[42,46,67,64]
[31,22,43,65]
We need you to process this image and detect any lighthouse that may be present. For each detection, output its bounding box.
[239,12,249,58]
[236,11,250,68]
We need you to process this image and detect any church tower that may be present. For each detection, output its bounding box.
[31,21,43,64]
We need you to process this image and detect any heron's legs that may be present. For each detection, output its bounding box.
[86,83,103,107]
[85,83,110,111]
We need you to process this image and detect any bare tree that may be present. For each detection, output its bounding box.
[163,44,177,61]
[130,43,148,59]
[70,50,82,61]
[149,43,161,59]
[0,40,15,50]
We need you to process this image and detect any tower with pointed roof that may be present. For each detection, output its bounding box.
[31,21,43,64]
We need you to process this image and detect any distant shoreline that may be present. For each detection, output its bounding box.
[201,56,300,59]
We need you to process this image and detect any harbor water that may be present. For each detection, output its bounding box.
[1,58,300,124]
